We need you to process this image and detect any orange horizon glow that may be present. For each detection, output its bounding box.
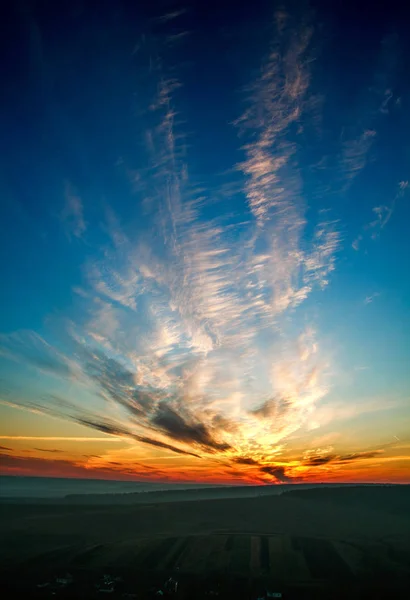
[1,434,409,486]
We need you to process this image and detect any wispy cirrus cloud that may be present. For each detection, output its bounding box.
[339,33,403,192]
[352,180,408,250]
[364,292,380,305]
[61,181,86,239]
[306,396,399,432]
[368,180,408,238]
[0,330,71,378]
[235,16,340,323]
[340,129,377,189]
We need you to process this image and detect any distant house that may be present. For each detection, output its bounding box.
[256,591,282,600]
[97,574,115,594]
[56,573,73,586]
[164,577,178,594]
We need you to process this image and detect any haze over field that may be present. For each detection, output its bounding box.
[1,0,409,485]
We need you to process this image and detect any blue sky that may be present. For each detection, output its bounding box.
[0,0,409,483]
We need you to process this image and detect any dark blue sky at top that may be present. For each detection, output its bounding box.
[0,0,409,338]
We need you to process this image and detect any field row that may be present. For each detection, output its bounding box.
[70,534,360,582]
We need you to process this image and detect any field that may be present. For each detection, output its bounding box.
[0,485,409,599]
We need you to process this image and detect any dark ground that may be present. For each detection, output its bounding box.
[0,485,409,599]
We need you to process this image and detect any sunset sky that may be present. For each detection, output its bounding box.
[1,0,409,485]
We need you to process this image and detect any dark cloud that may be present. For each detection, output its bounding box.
[75,416,201,458]
[304,454,337,466]
[136,434,201,458]
[152,402,231,452]
[259,465,293,482]
[251,396,292,421]
[304,449,384,467]
[232,456,259,465]
[3,344,229,461]
[338,450,384,462]
[251,398,275,419]
[133,461,160,471]
[0,445,12,451]
[0,453,163,481]
[84,352,156,417]
[228,456,301,484]
[223,468,253,479]
[33,447,63,453]
[75,416,130,437]
[211,413,239,433]
[83,352,233,454]
[78,351,231,455]
[0,454,86,476]
[12,388,202,460]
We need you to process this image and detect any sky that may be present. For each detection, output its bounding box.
[0,0,409,485]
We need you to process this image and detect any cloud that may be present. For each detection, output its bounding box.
[352,236,361,251]
[364,292,380,305]
[155,8,186,24]
[338,33,402,191]
[83,351,157,418]
[303,447,385,467]
[2,381,203,461]
[0,330,71,378]
[33,448,63,453]
[232,456,259,466]
[230,455,297,484]
[0,452,164,481]
[0,445,11,451]
[304,453,336,466]
[337,450,385,462]
[251,396,292,421]
[353,177,409,251]
[235,13,340,320]
[61,181,86,238]
[236,14,312,226]
[72,415,201,458]
[341,129,377,187]
[259,465,294,482]
[368,180,408,238]
[306,397,397,430]
[134,435,200,458]
[151,402,231,452]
